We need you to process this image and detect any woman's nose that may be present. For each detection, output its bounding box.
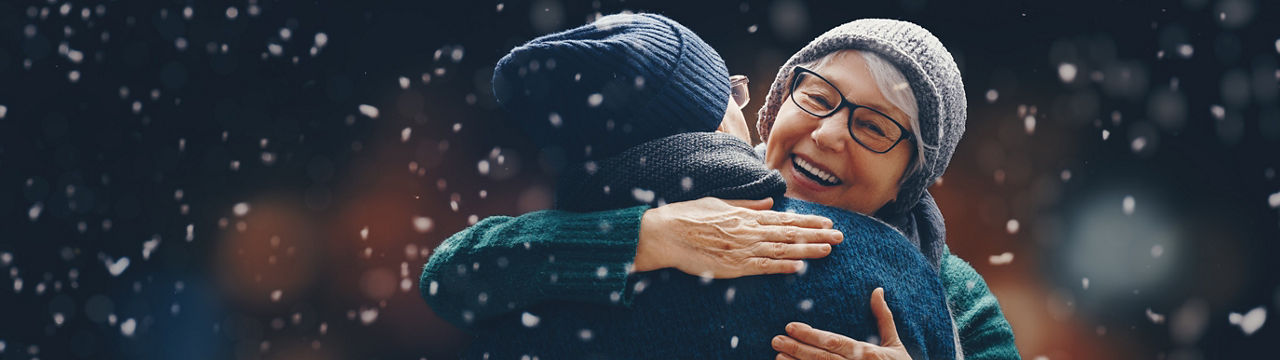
[810,111,849,152]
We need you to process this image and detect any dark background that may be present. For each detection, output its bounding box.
[1,0,1278,358]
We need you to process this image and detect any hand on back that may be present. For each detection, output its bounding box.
[634,197,844,278]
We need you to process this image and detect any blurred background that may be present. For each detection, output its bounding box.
[1,0,1278,358]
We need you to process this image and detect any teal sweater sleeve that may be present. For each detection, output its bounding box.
[419,205,648,330]
[941,250,1022,360]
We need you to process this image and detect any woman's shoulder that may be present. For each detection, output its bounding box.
[939,248,986,299]
[939,248,1022,358]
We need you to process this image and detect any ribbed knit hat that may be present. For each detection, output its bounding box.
[756,19,967,216]
[492,13,730,162]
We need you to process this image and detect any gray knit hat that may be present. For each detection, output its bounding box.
[492,13,730,162]
[756,19,966,216]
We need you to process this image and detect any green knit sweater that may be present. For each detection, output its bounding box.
[420,206,1021,359]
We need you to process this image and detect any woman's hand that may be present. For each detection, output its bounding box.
[772,288,911,360]
[633,197,843,278]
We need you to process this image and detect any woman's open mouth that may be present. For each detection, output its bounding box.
[791,155,843,186]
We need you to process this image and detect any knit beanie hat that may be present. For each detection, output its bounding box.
[755,19,966,216]
[492,13,731,162]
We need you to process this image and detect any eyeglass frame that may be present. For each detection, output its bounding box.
[787,65,914,154]
[730,75,750,109]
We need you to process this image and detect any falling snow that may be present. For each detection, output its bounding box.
[1057,63,1077,83]
[141,237,159,260]
[358,104,380,119]
[797,299,814,312]
[548,112,562,127]
[1228,307,1267,335]
[1123,195,1136,215]
[988,252,1014,265]
[1130,137,1147,153]
[104,257,130,277]
[521,312,540,327]
[120,318,137,337]
[27,202,42,221]
[1146,308,1166,324]
[359,307,379,325]
[631,188,655,203]
[1211,105,1226,120]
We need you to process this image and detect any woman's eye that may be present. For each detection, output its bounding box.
[805,93,834,109]
[857,119,886,136]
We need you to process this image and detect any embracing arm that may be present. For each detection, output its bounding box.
[941,249,1022,360]
[419,206,647,330]
[418,198,841,331]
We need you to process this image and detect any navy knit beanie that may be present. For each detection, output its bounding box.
[491,13,730,162]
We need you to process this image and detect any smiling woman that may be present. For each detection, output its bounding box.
[765,50,923,215]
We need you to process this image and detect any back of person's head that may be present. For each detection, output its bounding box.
[492,13,731,163]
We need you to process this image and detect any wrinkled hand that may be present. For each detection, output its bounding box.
[772,288,911,360]
[634,197,843,278]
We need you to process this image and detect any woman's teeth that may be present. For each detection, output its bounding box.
[793,156,842,186]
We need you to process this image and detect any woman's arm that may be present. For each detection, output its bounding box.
[419,206,646,330]
[941,250,1022,360]
[419,197,841,330]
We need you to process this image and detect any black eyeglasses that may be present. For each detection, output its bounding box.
[788,66,913,154]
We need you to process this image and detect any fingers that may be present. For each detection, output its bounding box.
[755,210,834,229]
[785,322,856,356]
[870,288,902,348]
[722,197,774,210]
[772,334,844,360]
[759,225,844,244]
[751,242,832,260]
[775,353,800,360]
[738,258,805,276]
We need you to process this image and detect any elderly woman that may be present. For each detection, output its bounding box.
[422,16,1019,360]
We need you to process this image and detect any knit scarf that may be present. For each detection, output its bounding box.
[877,191,946,271]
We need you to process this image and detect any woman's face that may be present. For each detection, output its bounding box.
[763,50,915,215]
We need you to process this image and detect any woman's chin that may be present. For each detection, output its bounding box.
[783,165,838,203]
